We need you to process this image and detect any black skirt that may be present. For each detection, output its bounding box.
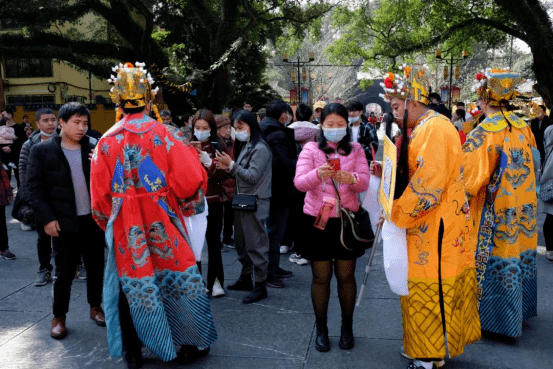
[296,213,366,261]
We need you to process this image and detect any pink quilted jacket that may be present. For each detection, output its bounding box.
[294,141,370,217]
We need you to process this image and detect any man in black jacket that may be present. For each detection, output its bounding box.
[259,100,296,288]
[26,102,105,340]
[531,105,551,165]
[347,102,378,162]
[18,108,60,287]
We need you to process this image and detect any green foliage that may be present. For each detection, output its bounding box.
[328,0,512,72]
[0,0,333,112]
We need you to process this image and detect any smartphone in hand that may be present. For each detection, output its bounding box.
[191,141,202,150]
[328,157,340,171]
[211,141,223,154]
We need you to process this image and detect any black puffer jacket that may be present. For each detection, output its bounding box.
[259,117,298,201]
[26,135,97,232]
[18,129,43,202]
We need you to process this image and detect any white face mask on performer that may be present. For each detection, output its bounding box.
[195,130,211,142]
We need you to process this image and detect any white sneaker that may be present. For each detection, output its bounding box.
[20,222,32,231]
[8,162,17,169]
[280,245,289,254]
[547,250,553,262]
[212,279,225,297]
[289,253,309,265]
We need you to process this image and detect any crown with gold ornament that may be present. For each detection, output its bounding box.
[108,62,159,109]
[379,64,432,105]
[471,68,523,106]
[521,100,545,119]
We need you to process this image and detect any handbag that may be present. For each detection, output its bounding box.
[232,172,269,212]
[331,178,374,251]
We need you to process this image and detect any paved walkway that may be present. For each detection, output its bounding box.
[0,197,552,369]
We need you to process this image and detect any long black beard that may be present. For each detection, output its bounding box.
[395,109,410,199]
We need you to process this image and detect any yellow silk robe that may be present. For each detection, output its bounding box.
[392,110,481,359]
[463,111,538,337]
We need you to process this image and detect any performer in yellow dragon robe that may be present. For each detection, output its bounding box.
[463,70,538,338]
[381,66,480,369]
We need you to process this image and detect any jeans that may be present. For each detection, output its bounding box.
[206,202,225,291]
[52,214,105,317]
[267,199,290,275]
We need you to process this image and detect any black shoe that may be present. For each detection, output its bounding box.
[339,326,355,350]
[222,238,235,248]
[227,278,254,291]
[275,267,293,279]
[315,318,330,352]
[243,282,268,304]
[123,350,143,369]
[265,275,285,288]
[178,345,210,365]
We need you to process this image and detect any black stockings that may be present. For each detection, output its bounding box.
[310,260,357,319]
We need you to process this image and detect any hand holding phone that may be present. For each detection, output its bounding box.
[191,141,201,150]
[328,157,340,171]
[211,141,223,154]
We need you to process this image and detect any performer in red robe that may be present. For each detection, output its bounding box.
[91,62,216,367]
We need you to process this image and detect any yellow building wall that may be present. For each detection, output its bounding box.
[4,61,111,105]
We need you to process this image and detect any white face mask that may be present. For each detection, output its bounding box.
[195,130,211,142]
[40,130,55,137]
[323,127,348,143]
[235,130,250,142]
[348,116,360,124]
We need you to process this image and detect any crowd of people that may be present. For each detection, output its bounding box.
[0,62,549,369]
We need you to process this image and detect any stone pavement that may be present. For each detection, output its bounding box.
[1,206,553,369]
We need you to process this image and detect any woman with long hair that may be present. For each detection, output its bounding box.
[214,110,273,304]
[294,103,370,352]
[191,109,231,297]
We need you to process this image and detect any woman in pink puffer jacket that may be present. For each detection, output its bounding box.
[294,103,369,353]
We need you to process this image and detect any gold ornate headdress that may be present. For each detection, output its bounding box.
[379,65,432,105]
[472,68,523,106]
[108,62,161,122]
[521,101,544,119]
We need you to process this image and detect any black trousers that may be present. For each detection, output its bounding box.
[37,227,54,272]
[544,213,553,251]
[119,286,142,353]
[52,214,105,317]
[267,199,290,275]
[206,202,225,291]
[222,201,234,241]
[0,205,8,252]
[5,167,20,190]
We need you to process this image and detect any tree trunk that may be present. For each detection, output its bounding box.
[497,0,553,109]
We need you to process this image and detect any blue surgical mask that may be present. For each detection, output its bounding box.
[235,130,250,142]
[348,116,360,124]
[323,127,347,143]
[195,130,211,142]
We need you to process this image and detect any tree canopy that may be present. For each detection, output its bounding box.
[0,0,333,113]
[327,0,553,107]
